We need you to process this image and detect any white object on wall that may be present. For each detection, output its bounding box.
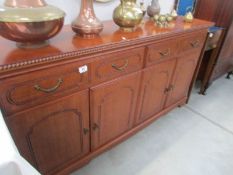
[0,0,175,24]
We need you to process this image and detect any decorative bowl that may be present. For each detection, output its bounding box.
[0,3,65,48]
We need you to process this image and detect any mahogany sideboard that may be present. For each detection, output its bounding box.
[0,18,213,175]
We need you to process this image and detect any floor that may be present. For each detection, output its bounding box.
[72,76,233,175]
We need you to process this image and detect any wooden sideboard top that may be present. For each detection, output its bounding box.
[0,17,213,73]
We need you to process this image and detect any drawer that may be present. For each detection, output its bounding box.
[146,39,177,66]
[206,29,223,50]
[91,47,145,83]
[179,31,206,54]
[0,62,90,116]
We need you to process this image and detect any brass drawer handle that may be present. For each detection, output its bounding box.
[159,49,170,57]
[164,85,174,94]
[164,87,170,94]
[92,123,99,131]
[34,78,63,93]
[190,40,200,48]
[112,59,129,71]
[83,128,89,135]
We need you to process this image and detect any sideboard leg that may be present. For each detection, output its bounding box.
[226,71,233,79]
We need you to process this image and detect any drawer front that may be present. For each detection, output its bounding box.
[179,31,207,54]
[146,39,177,66]
[0,62,90,116]
[91,47,145,83]
[206,30,223,50]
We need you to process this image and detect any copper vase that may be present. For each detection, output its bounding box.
[72,0,103,38]
[4,0,47,7]
[0,0,65,49]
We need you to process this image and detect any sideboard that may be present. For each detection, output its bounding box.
[0,18,213,175]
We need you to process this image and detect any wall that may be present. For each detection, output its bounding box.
[0,0,175,24]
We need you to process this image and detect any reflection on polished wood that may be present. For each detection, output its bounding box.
[0,17,213,175]
[0,17,213,70]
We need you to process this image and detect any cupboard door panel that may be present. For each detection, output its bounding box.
[6,90,90,174]
[165,52,200,107]
[90,72,141,150]
[137,59,176,123]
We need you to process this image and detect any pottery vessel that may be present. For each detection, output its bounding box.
[113,0,143,32]
[147,0,160,18]
[0,0,65,48]
[72,0,103,38]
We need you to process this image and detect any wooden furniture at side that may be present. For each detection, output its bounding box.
[194,0,233,94]
[0,18,212,175]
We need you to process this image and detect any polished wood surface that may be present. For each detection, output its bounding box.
[6,90,90,175]
[146,39,177,66]
[137,60,175,123]
[0,17,213,73]
[0,18,213,175]
[165,51,201,107]
[90,72,141,150]
[195,0,233,28]
[91,47,144,84]
[0,61,90,116]
[218,20,233,63]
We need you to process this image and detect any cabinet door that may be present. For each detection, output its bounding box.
[165,52,199,107]
[90,72,141,150]
[6,90,90,174]
[136,60,176,123]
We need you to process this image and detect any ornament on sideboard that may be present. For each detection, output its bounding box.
[140,1,146,18]
[184,12,194,23]
[0,0,65,49]
[147,0,160,18]
[72,0,103,38]
[170,9,178,20]
[153,14,174,28]
[113,0,143,32]
[184,7,194,23]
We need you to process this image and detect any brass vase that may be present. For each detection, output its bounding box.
[0,0,65,48]
[113,0,143,32]
[72,0,103,38]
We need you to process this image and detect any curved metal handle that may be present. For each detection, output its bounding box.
[159,49,170,57]
[112,59,129,71]
[190,40,200,48]
[34,78,63,93]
